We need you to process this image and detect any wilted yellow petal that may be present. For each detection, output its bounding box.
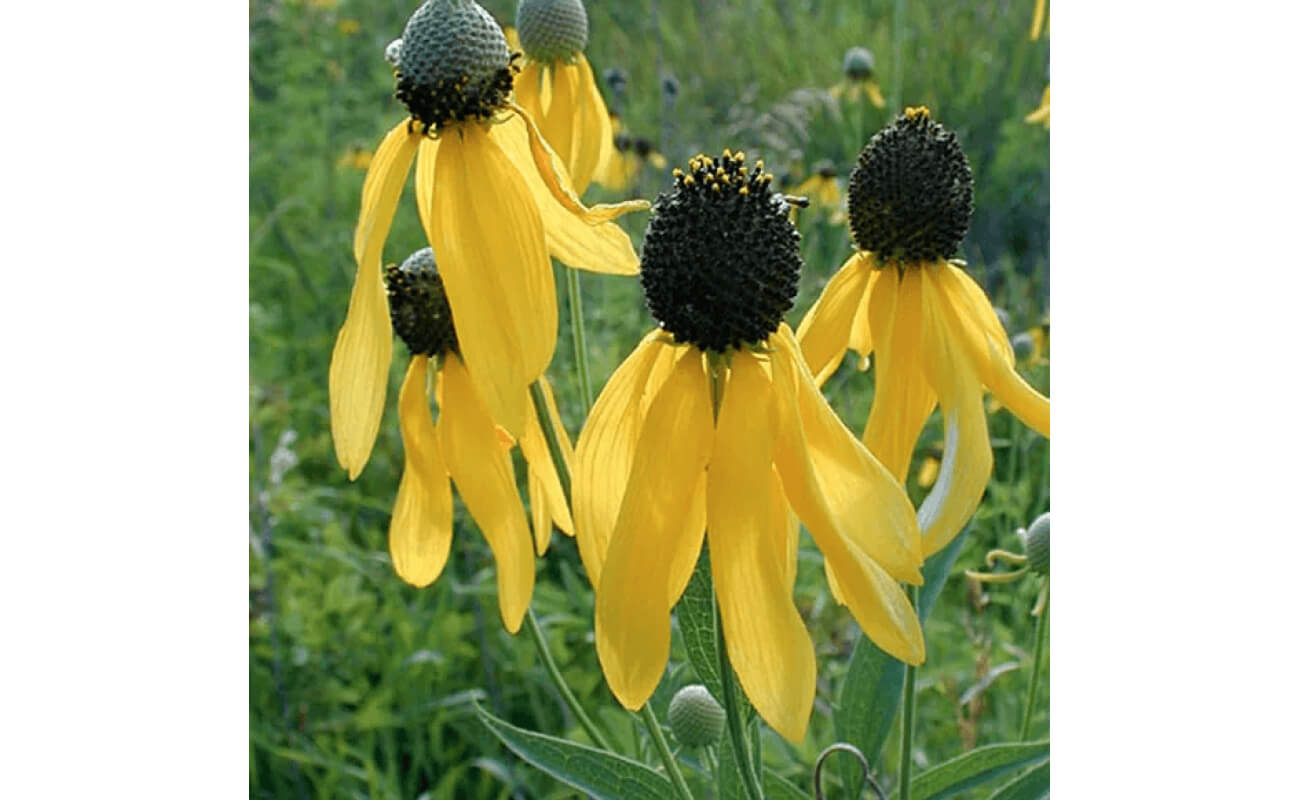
[389,356,454,587]
[438,354,535,633]
[933,264,1049,437]
[914,269,994,556]
[709,350,816,743]
[796,253,874,387]
[329,120,419,478]
[510,101,651,225]
[771,326,924,664]
[493,114,642,275]
[576,55,615,194]
[771,325,922,584]
[864,267,939,482]
[572,331,667,586]
[428,124,555,438]
[596,353,712,711]
[1031,0,1047,40]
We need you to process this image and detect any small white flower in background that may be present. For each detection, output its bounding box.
[270,430,299,486]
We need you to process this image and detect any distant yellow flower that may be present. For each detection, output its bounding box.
[791,161,843,210]
[336,145,373,170]
[830,47,886,109]
[329,0,647,478]
[591,114,668,191]
[797,108,1050,556]
[383,248,573,633]
[510,0,613,195]
[338,18,361,35]
[575,150,924,744]
[1025,86,1050,129]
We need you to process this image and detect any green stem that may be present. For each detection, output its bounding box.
[526,382,690,796]
[565,267,594,414]
[641,705,696,800]
[1019,585,1049,741]
[528,382,571,498]
[891,0,907,113]
[523,608,613,751]
[899,584,919,800]
[717,600,764,800]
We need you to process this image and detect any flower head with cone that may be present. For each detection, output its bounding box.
[574,150,926,744]
[797,107,1051,557]
[383,247,575,634]
[329,0,648,481]
[511,0,613,195]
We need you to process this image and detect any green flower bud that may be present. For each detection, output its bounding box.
[667,684,725,747]
[516,0,589,63]
[1012,331,1035,360]
[1023,512,1049,577]
[843,46,876,80]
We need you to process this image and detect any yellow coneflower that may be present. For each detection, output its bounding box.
[330,0,648,479]
[1025,85,1050,129]
[797,108,1050,557]
[574,150,925,743]
[384,248,574,633]
[830,46,886,109]
[336,144,373,171]
[590,114,668,192]
[511,0,612,195]
[791,160,843,210]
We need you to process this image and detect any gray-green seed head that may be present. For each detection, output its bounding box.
[1023,512,1049,577]
[843,47,875,80]
[667,685,725,747]
[1012,332,1036,360]
[516,0,589,63]
[386,248,459,358]
[394,0,516,130]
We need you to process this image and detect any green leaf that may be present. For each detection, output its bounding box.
[835,528,969,770]
[677,545,726,704]
[911,741,1049,800]
[987,759,1049,800]
[764,767,808,800]
[474,703,676,800]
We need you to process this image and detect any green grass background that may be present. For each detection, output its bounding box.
[250,0,1049,796]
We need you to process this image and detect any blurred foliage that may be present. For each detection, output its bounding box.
[250,0,1049,796]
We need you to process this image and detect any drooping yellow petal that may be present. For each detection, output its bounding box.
[511,101,651,226]
[493,113,643,275]
[504,25,520,53]
[1024,86,1050,128]
[428,124,555,438]
[667,472,708,606]
[770,326,925,664]
[1030,0,1047,40]
[864,266,939,482]
[414,136,439,233]
[709,350,817,743]
[438,354,535,633]
[595,353,712,711]
[796,253,874,387]
[771,325,922,584]
[572,331,668,587]
[933,265,1049,437]
[575,55,615,194]
[514,60,544,118]
[914,268,994,557]
[538,63,582,192]
[538,376,576,533]
[865,80,885,109]
[389,356,454,587]
[592,147,632,191]
[329,120,419,478]
[518,377,574,541]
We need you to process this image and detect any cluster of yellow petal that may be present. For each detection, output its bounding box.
[574,324,925,743]
[797,254,1049,556]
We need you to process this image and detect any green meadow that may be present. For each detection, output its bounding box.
[250,0,1049,796]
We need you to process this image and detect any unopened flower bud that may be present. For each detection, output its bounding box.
[1023,512,1049,577]
[667,684,725,747]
